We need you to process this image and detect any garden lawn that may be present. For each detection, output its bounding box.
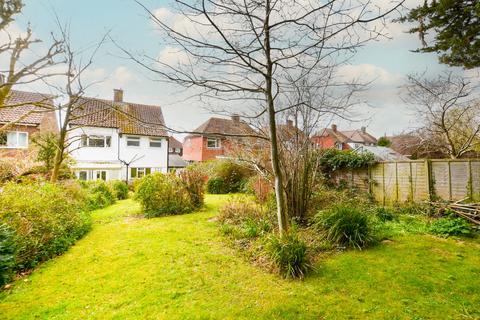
[1,195,479,320]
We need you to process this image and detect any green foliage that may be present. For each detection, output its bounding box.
[192,160,253,194]
[179,168,206,208]
[0,160,15,184]
[134,173,193,218]
[207,177,227,194]
[429,214,472,237]
[266,231,310,279]
[109,180,129,200]
[0,181,91,270]
[82,180,116,211]
[0,224,16,286]
[374,207,396,222]
[319,149,375,174]
[314,205,375,249]
[377,136,391,147]
[31,132,59,171]
[400,0,480,69]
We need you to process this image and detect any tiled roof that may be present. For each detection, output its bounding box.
[169,136,183,149]
[342,130,377,144]
[0,90,55,125]
[70,97,167,137]
[188,117,255,137]
[316,128,350,143]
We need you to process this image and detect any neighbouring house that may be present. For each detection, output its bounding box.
[0,90,58,159]
[68,89,168,181]
[183,115,255,162]
[312,124,377,150]
[168,136,187,171]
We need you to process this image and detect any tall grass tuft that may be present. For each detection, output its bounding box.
[266,231,310,279]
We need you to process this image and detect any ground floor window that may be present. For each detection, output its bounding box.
[96,170,107,181]
[131,167,151,179]
[78,171,88,181]
[76,170,108,181]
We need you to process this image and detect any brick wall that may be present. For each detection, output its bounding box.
[312,136,350,150]
[183,135,234,161]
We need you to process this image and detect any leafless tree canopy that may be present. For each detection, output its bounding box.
[404,72,480,159]
[127,0,405,233]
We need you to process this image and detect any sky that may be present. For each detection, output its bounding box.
[8,0,460,139]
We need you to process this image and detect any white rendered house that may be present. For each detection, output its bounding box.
[68,89,169,181]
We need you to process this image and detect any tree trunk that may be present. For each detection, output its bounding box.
[264,0,288,235]
[50,129,66,183]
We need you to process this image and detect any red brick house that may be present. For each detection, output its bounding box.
[0,90,58,159]
[312,124,377,150]
[183,115,255,162]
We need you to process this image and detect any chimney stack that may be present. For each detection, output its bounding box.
[361,126,366,133]
[331,124,337,132]
[231,114,240,122]
[113,89,123,102]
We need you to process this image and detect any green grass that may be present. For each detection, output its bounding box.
[1,195,479,319]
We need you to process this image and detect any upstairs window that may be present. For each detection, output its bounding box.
[150,137,162,148]
[81,135,111,148]
[127,136,140,147]
[0,131,28,148]
[207,138,220,149]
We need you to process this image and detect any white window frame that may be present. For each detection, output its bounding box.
[126,136,141,147]
[206,137,221,149]
[149,137,162,148]
[95,170,107,181]
[81,135,111,148]
[78,171,88,181]
[335,142,343,150]
[130,167,151,179]
[0,131,28,149]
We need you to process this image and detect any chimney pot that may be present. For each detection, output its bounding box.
[361,126,366,133]
[331,124,337,132]
[113,89,123,102]
[231,114,240,122]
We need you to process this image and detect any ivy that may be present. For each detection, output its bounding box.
[319,149,376,174]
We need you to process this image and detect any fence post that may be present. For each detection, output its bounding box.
[395,162,399,203]
[425,159,433,201]
[468,160,473,200]
[382,162,386,206]
[448,160,452,201]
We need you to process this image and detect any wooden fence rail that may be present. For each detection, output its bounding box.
[333,159,480,205]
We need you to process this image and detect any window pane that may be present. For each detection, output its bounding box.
[18,133,27,147]
[150,139,162,148]
[89,136,105,147]
[207,138,219,148]
[7,132,17,147]
[131,168,137,178]
[146,168,151,175]
[127,137,140,147]
[81,135,88,147]
[79,171,87,181]
[106,136,111,147]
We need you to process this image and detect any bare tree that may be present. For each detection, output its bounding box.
[0,0,64,108]
[126,0,404,234]
[48,22,107,182]
[403,72,480,159]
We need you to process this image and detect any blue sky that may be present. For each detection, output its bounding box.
[15,0,452,137]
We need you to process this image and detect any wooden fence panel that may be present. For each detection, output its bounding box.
[471,161,480,201]
[334,159,480,204]
[411,161,429,201]
[432,161,451,200]
[397,162,412,202]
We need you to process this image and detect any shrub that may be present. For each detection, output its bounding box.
[179,169,206,208]
[430,215,472,237]
[266,231,310,279]
[314,205,375,249]
[109,180,129,200]
[375,207,396,222]
[0,181,91,270]
[0,224,16,286]
[82,180,116,210]
[218,196,272,226]
[0,160,16,184]
[207,177,227,194]
[134,173,193,217]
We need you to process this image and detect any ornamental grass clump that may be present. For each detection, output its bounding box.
[314,205,375,249]
[134,173,193,217]
[266,231,311,279]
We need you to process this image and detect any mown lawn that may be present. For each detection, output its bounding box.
[1,195,479,319]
